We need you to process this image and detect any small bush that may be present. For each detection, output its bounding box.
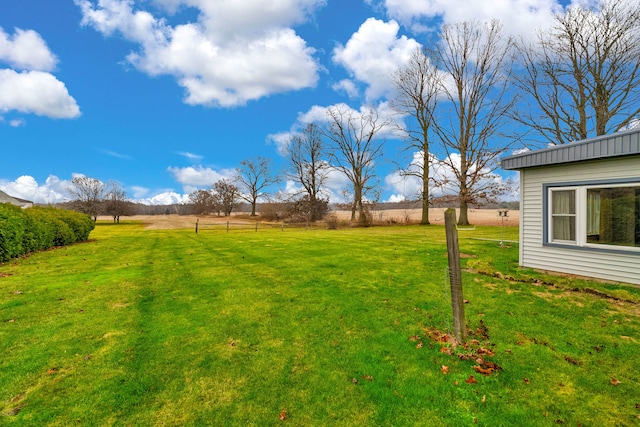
[325,214,339,230]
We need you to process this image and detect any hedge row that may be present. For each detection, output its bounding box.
[0,204,95,262]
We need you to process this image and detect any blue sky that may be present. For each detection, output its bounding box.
[0,0,575,205]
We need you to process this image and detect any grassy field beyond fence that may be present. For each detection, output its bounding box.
[0,221,639,426]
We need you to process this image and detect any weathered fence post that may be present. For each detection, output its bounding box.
[444,208,466,343]
[281,222,284,232]
[255,221,258,232]
[226,221,229,233]
[195,219,199,234]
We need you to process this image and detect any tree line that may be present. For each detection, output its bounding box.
[66,1,639,226]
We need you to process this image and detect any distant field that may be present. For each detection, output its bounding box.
[98,208,519,230]
[1,222,638,426]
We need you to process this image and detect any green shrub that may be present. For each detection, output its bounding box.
[0,204,26,262]
[0,204,95,262]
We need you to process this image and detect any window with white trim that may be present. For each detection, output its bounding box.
[548,183,640,250]
[550,189,576,242]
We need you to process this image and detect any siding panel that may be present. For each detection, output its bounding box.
[520,157,640,285]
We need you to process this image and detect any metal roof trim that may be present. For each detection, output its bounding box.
[501,127,640,170]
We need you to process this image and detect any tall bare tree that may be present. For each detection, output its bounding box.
[212,179,239,216]
[323,104,389,223]
[188,189,214,215]
[236,157,277,217]
[430,20,515,226]
[393,47,442,225]
[104,181,128,223]
[286,123,330,221]
[514,0,640,146]
[68,175,104,221]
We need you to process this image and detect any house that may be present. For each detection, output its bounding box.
[501,128,640,285]
[0,190,33,208]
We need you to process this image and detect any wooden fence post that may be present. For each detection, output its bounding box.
[226,221,229,233]
[195,219,199,234]
[444,208,466,343]
[255,221,258,232]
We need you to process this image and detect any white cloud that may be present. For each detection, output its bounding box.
[137,191,190,205]
[177,151,203,161]
[167,165,236,190]
[332,18,420,102]
[75,0,323,107]
[130,185,150,199]
[0,70,80,119]
[384,150,513,202]
[331,79,359,98]
[0,175,72,204]
[0,27,58,71]
[376,0,563,38]
[0,27,79,120]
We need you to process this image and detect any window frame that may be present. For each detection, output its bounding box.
[544,179,640,254]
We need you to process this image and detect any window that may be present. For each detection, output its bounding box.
[550,189,576,242]
[586,186,640,248]
[547,182,640,251]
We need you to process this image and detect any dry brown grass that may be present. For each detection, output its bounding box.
[333,208,519,227]
[99,208,519,230]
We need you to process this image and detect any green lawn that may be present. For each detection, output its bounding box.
[1,221,639,426]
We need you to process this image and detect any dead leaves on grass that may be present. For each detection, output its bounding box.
[412,319,501,379]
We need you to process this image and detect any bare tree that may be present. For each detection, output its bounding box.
[212,179,239,216]
[286,123,330,221]
[430,20,515,226]
[393,47,441,225]
[514,0,640,146]
[104,181,128,223]
[68,175,104,221]
[188,189,214,215]
[323,104,389,224]
[236,157,278,217]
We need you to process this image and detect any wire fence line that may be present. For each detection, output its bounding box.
[194,219,325,234]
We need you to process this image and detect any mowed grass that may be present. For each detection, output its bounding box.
[1,221,639,426]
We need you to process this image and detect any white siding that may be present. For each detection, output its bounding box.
[520,156,640,285]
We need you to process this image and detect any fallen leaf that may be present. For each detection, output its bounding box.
[8,319,15,323]
[440,346,452,355]
[441,365,449,374]
[409,335,420,342]
[361,375,373,381]
[413,307,420,312]
[523,378,530,384]
[473,365,494,376]
[478,347,494,357]
[481,395,486,404]
[47,368,58,375]
[416,341,423,349]
[279,408,287,421]
[84,355,92,360]
[610,377,622,386]
[465,375,477,384]
[352,377,358,384]
[453,380,459,385]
